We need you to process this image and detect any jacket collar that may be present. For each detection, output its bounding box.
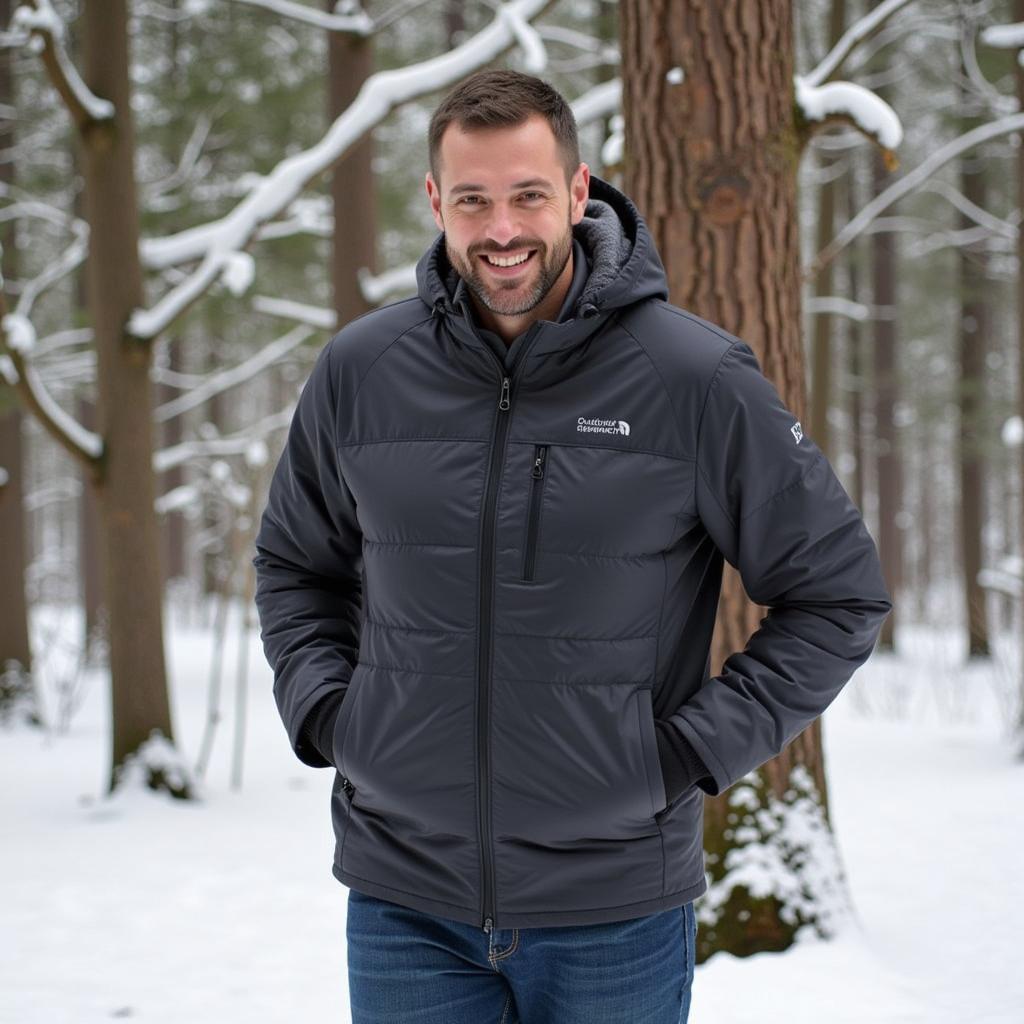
[415,174,669,385]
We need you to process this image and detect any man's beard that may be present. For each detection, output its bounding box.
[447,215,573,318]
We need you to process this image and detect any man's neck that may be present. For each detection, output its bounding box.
[470,249,574,347]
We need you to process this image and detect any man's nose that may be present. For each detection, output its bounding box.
[484,204,522,247]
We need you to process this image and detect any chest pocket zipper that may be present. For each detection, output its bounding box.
[522,444,549,581]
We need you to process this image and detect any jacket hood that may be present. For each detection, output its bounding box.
[415,173,669,320]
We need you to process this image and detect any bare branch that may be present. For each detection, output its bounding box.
[806,111,1024,279]
[803,0,918,88]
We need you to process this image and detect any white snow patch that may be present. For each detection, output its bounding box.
[2,313,36,353]
[795,75,902,149]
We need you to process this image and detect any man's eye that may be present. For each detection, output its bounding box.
[522,192,544,200]
[459,196,481,205]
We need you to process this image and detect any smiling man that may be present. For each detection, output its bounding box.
[253,70,892,1024]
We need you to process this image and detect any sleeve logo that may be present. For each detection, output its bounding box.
[790,421,804,444]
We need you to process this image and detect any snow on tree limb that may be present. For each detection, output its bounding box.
[153,325,314,424]
[807,111,1024,280]
[228,0,374,34]
[0,264,101,465]
[980,22,1024,52]
[13,0,115,127]
[795,76,902,151]
[126,0,557,342]
[251,296,337,329]
[802,0,917,88]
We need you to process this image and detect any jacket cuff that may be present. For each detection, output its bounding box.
[654,718,713,802]
[299,689,346,768]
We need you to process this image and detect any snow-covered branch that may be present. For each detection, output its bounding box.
[0,310,102,467]
[980,22,1024,53]
[807,112,1024,279]
[251,296,337,329]
[795,76,902,152]
[803,0,917,88]
[127,0,558,341]
[228,0,374,36]
[153,325,314,423]
[154,407,295,474]
[13,0,115,128]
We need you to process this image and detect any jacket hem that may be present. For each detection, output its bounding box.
[332,861,708,930]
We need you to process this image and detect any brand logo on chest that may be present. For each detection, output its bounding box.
[577,417,630,436]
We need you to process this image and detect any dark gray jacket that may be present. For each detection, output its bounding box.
[252,174,892,932]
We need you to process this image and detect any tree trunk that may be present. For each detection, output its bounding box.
[328,3,377,326]
[871,143,900,654]
[78,1,184,795]
[957,42,990,659]
[0,0,34,694]
[620,0,844,958]
[1015,0,1024,736]
[810,0,846,460]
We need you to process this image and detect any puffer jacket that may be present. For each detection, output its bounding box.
[252,173,892,932]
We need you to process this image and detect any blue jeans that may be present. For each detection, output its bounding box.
[345,888,698,1023]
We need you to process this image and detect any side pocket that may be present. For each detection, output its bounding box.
[637,687,667,818]
[522,444,549,581]
[332,665,366,781]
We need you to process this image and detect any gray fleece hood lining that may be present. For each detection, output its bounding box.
[419,173,666,318]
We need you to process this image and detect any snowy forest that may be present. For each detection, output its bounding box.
[2,0,1022,1021]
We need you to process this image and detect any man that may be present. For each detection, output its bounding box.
[253,69,892,1023]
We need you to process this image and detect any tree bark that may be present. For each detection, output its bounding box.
[619,0,844,958]
[328,3,377,326]
[77,1,182,794]
[0,0,34,689]
[957,39,990,659]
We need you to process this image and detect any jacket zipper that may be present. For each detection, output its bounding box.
[522,444,548,581]
[473,322,542,935]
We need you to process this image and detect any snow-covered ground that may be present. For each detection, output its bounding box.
[3,603,1022,1023]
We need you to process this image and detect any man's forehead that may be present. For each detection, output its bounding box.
[437,116,563,192]
[447,176,558,196]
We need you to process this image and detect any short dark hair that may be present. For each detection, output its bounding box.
[427,69,580,190]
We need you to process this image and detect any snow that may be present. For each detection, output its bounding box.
[3,607,1021,1023]
[795,76,903,150]
[666,66,684,85]
[1002,415,1022,447]
[126,0,552,340]
[602,113,624,168]
[498,3,547,73]
[980,22,1024,50]
[218,251,255,297]
[232,0,374,34]
[2,312,36,353]
[13,0,115,121]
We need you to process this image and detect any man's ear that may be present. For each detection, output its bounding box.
[425,172,445,233]
[570,163,590,225]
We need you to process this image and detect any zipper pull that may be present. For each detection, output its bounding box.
[483,916,494,934]
[498,377,510,411]
[531,447,546,478]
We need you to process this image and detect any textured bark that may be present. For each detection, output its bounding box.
[327,3,377,326]
[809,0,846,459]
[871,144,900,653]
[0,0,33,684]
[1015,0,1024,735]
[620,0,840,958]
[77,2,181,794]
[957,55,990,659]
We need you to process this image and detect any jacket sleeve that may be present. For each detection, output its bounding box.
[252,338,363,769]
[667,340,892,796]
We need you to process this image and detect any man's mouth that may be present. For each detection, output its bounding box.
[478,249,537,275]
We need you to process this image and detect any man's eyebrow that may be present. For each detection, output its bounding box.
[448,178,556,196]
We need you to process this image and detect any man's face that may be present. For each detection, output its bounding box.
[425,115,589,320]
